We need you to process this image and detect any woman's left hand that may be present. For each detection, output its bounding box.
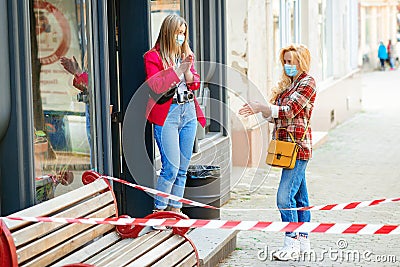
[239,101,271,118]
[182,53,194,81]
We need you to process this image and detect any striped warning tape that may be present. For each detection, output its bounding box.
[101,175,216,210]
[100,175,400,212]
[3,216,400,235]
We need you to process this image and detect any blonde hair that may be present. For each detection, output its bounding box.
[270,44,311,103]
[155,14,192,69]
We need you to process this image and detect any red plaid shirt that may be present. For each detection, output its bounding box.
[271,73,316,160]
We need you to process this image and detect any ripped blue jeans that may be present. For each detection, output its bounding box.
[153,102,197,209]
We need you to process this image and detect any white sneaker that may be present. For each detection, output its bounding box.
[152,225,168,230]
[299,235,311,254]
[273,236,300,261]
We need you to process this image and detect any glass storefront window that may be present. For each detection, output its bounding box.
[318,0,333,79]
[31,0,95,203]
[272,0,301,80]
[150,0,181,46]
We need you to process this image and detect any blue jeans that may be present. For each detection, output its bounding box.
[85,103,93,168]
[276,159,311,238]
[154,102,197,209]
[85,104,91,146]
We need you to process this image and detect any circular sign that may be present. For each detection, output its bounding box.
[34,1,71,65]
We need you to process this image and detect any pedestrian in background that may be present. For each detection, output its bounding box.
[378,41,388,71]
[387,39,395,70]
[144,14,206,214]
[239,44,317,261]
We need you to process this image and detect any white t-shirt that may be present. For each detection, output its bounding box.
[174,59,189,98]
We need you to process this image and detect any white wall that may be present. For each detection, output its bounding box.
[227,0,269,131]
[349,0,359,69]
[301,0,359,81]
[247,0,268,101]
[227,0,271,167]
[300,0,321,81]
[331,0,358,78]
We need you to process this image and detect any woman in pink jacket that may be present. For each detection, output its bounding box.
[144,14,205,213]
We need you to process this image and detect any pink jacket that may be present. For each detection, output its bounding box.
[144,44,206,127]
[73,72,88,91]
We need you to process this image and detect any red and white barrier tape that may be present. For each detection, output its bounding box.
[101,176,400,212]
[101,176,217,209]
[3,216,399,235]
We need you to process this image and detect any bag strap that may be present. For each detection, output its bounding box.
[275,128,296,143]
[275,120,309,143]
[300,121,309,142]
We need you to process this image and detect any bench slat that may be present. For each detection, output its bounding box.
[18,204,116,265]
[86,239,138,265]
[177,252,197,267]
[85,231,161,266]
[20,224,114,267]
[13,191,115,247]
[5,179,110,231]
[50,232,121,267]
[151,242,195,267]
[126,234,185,267]
[102,231,173,267]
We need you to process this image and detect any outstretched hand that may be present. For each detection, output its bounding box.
[60,56,81,75]
[239,101,271,118]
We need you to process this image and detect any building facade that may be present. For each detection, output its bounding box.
[227,0,362,167]
[3,0,397,218]
[0,0,230,217]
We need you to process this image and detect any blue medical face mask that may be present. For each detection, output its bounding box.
[176,34,185,46]
[284,64,298,77]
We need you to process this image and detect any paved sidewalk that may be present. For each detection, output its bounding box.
[218,70,400,266]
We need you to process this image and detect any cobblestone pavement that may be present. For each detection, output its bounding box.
[218,70,400,267]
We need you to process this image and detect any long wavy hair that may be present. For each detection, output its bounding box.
[155,14,192,69]
[270,44,311,103]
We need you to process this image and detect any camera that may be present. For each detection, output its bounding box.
[176,91,194,104]
[77,91,89,103]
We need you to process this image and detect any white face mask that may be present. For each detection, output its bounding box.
[176,34,185,46]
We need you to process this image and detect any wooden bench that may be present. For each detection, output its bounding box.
[0,171,199,267]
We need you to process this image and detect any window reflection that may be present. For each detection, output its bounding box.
[31,0,93,203]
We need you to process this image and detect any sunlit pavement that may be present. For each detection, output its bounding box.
[219,69,400,266]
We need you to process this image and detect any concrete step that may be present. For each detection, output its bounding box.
[312,131,328,149]
[188,228,238,267]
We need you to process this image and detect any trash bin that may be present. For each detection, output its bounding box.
[182,165,221,219]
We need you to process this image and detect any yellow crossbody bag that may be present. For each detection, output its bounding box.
[266,125,308,169]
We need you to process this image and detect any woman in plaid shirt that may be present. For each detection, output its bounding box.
[239,44,316,261]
